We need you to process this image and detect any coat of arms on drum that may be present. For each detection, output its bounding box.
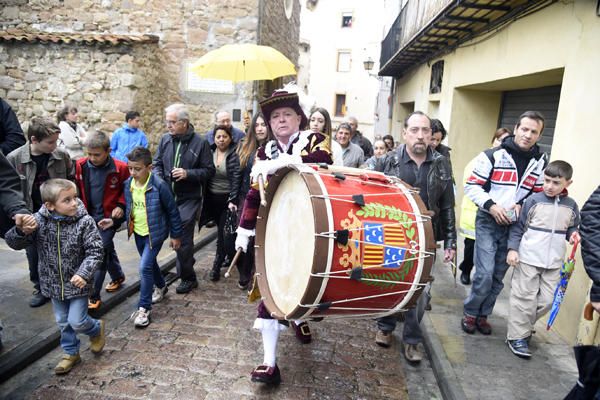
[338,202,419,288]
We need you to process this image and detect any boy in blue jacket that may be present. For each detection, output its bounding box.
[505,160,580,358]
[110,111,148,162]
[123,147,182,327]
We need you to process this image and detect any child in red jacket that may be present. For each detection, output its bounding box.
[75,130,130,310]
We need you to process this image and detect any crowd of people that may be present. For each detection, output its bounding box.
[0,91,599,390]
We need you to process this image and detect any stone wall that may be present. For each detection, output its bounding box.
[0,0,301,141]
[0,41,170,148]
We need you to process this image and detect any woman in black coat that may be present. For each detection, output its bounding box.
[202,125,241,282]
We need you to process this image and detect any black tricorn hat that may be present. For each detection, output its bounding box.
[259,90,308,130]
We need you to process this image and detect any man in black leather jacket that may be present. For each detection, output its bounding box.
[154,104,215,294]
[371,111,456,363]
[580,184,600,315]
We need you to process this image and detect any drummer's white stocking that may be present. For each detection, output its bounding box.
[261,328,279,367]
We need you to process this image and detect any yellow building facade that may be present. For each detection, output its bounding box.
[385,1,600,344]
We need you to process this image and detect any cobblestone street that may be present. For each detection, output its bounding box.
[7,243,419,400]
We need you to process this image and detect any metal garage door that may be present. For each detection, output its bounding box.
[498,85,561,156]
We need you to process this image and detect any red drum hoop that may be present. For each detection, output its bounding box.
[255,164,435,320]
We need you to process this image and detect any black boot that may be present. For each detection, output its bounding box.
[209,255,223,282]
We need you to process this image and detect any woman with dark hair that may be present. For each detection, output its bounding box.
[382,134,395,152]
[57,105,87,160]
[430,118,451,158]
[202,124,241,282]
[309,107,342,165]
[235,113,273,289]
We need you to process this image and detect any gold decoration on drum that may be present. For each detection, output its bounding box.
[338,209,361,268]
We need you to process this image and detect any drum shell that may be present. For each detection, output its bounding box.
[255,165,435,320]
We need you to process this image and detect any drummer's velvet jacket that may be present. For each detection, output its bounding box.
[238,130,332,231]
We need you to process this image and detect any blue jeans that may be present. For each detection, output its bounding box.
[52,296,100,355]
[91,228,125,300]
[134,234,165,310]
[463,210,510,317]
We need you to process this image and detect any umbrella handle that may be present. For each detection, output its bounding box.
[583,302,595,321]
[569,239,579,260]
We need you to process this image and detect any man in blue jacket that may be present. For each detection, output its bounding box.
[110,111,148,162]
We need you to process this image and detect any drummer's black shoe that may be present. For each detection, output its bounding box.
[251,364,281,385]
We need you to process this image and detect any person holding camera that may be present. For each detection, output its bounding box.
[461,111,548,335]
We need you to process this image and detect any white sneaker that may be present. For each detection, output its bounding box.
[151,286,168,304]
[131,307,151,327]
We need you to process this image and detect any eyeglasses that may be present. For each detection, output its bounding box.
[407,127,432,135]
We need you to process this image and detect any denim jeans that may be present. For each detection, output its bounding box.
[91,228,125,300]
[463,210,510,317]
[134,234,165,310]
[51,296,100,355]
[376,283,431,345]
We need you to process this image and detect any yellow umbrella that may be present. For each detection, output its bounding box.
[190,44,296,82]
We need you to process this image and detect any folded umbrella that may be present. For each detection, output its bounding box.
[547,240,579,330]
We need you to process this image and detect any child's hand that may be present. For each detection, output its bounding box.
[506,249,520,267]
[14,214,38,234]
[70,274,87,289]
[592,302,600,315]
[98,218,114,231]
[170,238,181,250]
[228,202,237,212]
[569,231,581,244]
[111,207,124,219]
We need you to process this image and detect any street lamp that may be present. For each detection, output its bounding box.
[363,57,382,80]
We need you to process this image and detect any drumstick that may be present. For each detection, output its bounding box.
[258,174,267,207]
[224,248,243,278]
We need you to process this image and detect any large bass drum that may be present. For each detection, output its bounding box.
[255,164,435,320]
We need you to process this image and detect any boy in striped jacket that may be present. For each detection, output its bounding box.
[505,160,580,358]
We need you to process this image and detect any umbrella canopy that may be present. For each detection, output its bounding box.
[190,44,296,82]
[547,240,579,330]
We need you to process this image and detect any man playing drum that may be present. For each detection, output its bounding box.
[235,90,332,385]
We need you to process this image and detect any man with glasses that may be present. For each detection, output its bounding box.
[370,111,456,363]
[154,104,215,294]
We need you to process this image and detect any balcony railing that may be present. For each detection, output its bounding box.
[379,8,406,73]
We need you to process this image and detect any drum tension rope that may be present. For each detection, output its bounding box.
[349,266,363,281]
[333,172,346,180]
[352,194,365,206]
[335,229,349,245]
[317,301,332,311]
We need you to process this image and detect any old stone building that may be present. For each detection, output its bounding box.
[0,0,300,146]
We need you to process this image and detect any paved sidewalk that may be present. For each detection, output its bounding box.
[0,241,436,399]
[0,227,214,382]
[422,248,579,400]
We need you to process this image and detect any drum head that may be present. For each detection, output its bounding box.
[264,171,315,316]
